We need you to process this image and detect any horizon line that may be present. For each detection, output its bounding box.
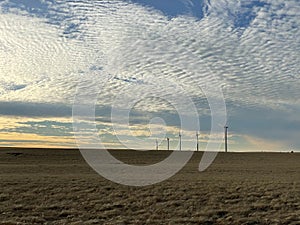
[0,147,298,153]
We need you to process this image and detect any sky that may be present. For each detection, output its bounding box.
[0,0,299,152]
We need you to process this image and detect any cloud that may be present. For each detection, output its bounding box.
[241,134,284,151]
[0,132,75,148]
[0,0,300,150]
[1,0,299,111]
[0,102,72,117]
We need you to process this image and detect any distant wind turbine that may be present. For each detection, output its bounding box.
[196,131,199,151]
[224,125,228,153]
[179,132,182,151]
[167,137,170,151]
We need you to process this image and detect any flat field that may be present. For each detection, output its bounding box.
[0,148,299,225]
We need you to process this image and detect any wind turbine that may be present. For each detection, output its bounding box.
[196,131,199,151]
[156,139,159,151]
[167,137,170,151]
[224,125,228,153]
[179,132,182,151]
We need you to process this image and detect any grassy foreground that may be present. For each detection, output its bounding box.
[0,148,299,224]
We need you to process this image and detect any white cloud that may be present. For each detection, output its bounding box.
[1,0,299,111]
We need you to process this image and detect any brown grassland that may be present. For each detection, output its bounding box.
[0,148,299,224]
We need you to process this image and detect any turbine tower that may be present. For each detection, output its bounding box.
[179,132,182,151]
[167,137,170,151]
[196,131,199,151]
[224,125,228,153]
[156,139,158,151]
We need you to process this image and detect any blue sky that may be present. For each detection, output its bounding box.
[0,0,299,151]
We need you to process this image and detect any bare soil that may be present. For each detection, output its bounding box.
[0,148,299,224]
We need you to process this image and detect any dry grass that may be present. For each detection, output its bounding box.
[0,148,299,224]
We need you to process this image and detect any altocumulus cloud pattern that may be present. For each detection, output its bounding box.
[0,0,300,150]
